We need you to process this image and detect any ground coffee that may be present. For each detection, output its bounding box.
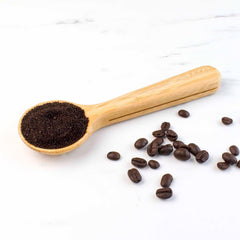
[21,102,89,149]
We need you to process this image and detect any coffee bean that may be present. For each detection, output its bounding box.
[178,109,190,118]
[147,138,163,157]
[166,130,178,141]
[107,151,120,160]
[236,161,240,168]
[229,145,239,156]
[147,143,158,157]
[196,150,209,163]
[158,144,173,155]
[153,137,164,146]
[174,148,191,161]
[128,168,142,183]
[152,130,165,138]
[148,160,160,169]
[161,174,173,188]
[222,152,237,165]
[173,141,188,149]
[188,143,201,156]
[134,138,148,149]
[222,117,233,125]
[156,187,172,199]
[131,157,147,168]
[217,162,230,170]
[161,122,170,131]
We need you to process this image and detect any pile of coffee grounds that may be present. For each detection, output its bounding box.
[21,102,89,149]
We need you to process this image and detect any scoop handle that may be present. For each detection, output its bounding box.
[92,66,221,129]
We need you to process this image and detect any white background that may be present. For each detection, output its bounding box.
[0,1,240,239]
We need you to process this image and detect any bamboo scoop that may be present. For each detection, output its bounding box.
[19,66,221,155]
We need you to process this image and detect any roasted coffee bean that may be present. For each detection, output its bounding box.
[131,157,147,168]
[158,144,173,155]
[128,168,142,183]
[148,160,160,169]
[161,174,173,188]
[229,145,239,156]
[166,130,178,141]
[161,122,170,131]
[236,161,240,168]
[134,138,148,149]
[178,109,190,118]
[188,143,201,156]
[152,130,165,138]
[196,150,209,163]
[147,143,158,157]
[222,152,237,165]
[152,137,164,147]
[147,138,163,157]
[217,162,230,170]
[156,187,172,199]
[173,141,188,149]
[222,117,233,125]
[107,151,120,160]
[174,148,191,161]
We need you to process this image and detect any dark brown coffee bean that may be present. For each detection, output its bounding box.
[156,187,172,199]
[152,137,164,146]
[107,151,120,160]
[134,138,148,149]
[158,144,173,155]
[196,150,209,163]
[128,168,142,183]
[229,145,239,156]
[236,161,240,168]
[166,130,178,141]
[161,122,170,131]
[178,109,190,118]
[217,162,230,170]
[222,152,237,165]
[152,130,165,138]
[173,141,188,149]
[161,174,173,188]
[147,143,157,157]
[131,158,147,168]
[147,138,163,157]
[148,160,160,169]
[188,143,201,156]
[174,148,191,161]
[222,117,233,125]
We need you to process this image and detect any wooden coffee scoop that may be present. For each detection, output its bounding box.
[19,66,221,155]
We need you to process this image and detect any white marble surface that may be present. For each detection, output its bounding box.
[1,1,240,240]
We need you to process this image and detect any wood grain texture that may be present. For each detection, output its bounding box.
[19,66,221,155]
[88,66,221,129]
